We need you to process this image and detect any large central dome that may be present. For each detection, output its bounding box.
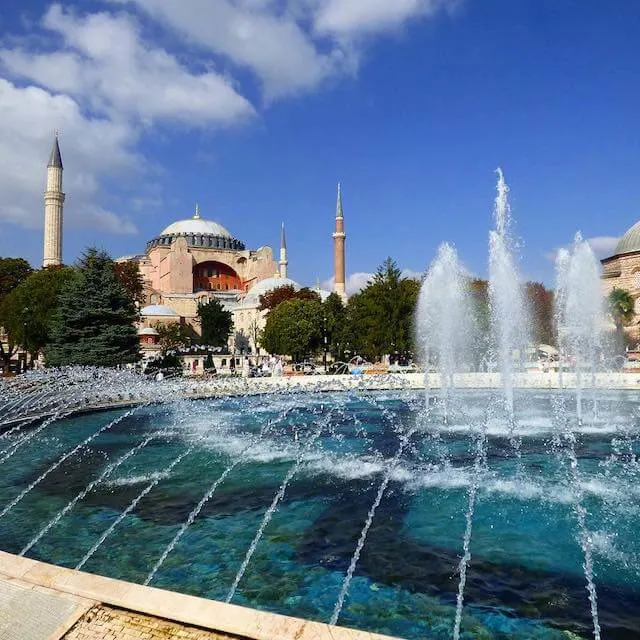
[147,206,245,251]
[160,218,232,238]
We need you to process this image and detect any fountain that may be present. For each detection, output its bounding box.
[1,173,639,640]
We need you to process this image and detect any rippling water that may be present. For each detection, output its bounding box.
[0,389,639,639]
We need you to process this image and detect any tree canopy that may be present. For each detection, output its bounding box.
[258,285,320,311]
[0,266,74,371]
[607,287,635,330]
[0,257,33,306]
[153,322,191,353]
[114,260,145,305]
[197,298,233,347]
[524,281,555,346]
[322,292,347,360]
[607,287,635,352]
[46,248,139,366]
[234,329,251,353]
[261,298,323,361]
[343,259,420,361]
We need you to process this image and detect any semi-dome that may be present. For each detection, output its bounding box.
[140,304,180,317]
[243,276,301,306]
[614,221,640,256]
[138,327,160,336]
[250,276,300,296]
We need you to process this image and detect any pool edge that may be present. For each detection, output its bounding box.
[0,550,400,640]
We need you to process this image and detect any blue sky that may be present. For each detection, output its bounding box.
[0,0,639,291]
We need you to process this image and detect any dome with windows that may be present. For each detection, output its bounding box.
[160,218,232,238]
[147,206,245,251]
[613,221,640,256]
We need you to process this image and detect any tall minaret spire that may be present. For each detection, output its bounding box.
[43,133,65,267]
[333,182,347,302]
[279,222,288,278]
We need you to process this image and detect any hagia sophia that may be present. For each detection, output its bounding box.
[41,135,640,354]
[42,136,348,358]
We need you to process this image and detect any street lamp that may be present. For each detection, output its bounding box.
[322,316,328,373]
[21,306,30,374]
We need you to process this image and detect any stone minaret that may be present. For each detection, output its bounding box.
[279,222,288,278]
[333,183,347,301]
[43,134,65,267]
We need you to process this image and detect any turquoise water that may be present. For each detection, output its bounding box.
[0,389,639,639]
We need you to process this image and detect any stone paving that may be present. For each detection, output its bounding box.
[64,604,237,640]
[0,578,90,640]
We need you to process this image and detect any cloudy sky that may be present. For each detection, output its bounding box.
[0,0,638,291]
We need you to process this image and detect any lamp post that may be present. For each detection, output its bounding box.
[322,315,328,373]
[21,306,30,374]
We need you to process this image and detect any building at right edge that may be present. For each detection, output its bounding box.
[601,220,640,344]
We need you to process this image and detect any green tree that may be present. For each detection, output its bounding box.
[153,322,191,354]
[46,248,140,366]
[468,278,490,370]
[322,293,346,360]
[607,287,635,349]
[258,285,320,311]
[197,298,233,347]
[261,298,323,361]
[525,281,556,346]
[0,257,33,305]
[114,260,145,305]
[344,259,419,361]
[0,266,74,371]
[234,329,251,353]
[248,317,261,354]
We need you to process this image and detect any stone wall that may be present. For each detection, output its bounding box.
[601,251,640,343]
[65,604,237,640]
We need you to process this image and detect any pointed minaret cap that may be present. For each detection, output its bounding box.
[48,132,63,170]
[280,221,287,250]
[336,182,343,219]
[194,203,200,219]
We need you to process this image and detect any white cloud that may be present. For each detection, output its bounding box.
[322,268,422,296]
[0,78,139,234]
[314,0,455,36]
[111,0,457,98]
[0,3,256,238]
[0,0,457,242]
[111,0,351,99]
[1,4,255,125]
[545,236,619,263]
[585,235,619,256]
[400,268,424,281]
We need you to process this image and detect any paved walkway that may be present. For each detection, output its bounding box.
[0,577,91,640]
[64,604,236,640]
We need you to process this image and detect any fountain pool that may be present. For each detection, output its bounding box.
[0,388,639,640]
